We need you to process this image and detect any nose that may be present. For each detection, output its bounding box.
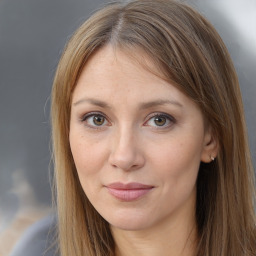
[108,127,145,171]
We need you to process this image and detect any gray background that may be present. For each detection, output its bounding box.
[0,0,255,254]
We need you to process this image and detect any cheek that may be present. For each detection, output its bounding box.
[69,133,108,177]
[69,133,108,200]
[148,137,202,213]
[148,134,203,184]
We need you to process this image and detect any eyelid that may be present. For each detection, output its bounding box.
[79,111,175,129]
[143,112,176,127]
[80,111,106,121]
[80,111,111,128]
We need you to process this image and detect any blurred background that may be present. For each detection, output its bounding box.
[0,0,255,255]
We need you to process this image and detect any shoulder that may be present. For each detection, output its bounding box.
[9,214,59,256]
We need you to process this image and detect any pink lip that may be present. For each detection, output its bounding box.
[106,182,154,201]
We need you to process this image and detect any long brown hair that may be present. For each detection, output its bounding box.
[51,1,256,255]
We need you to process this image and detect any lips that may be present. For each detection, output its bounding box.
[105,182,154,201]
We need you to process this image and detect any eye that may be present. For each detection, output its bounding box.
[145,113,175,128]
[91,115,106,126]
[152,116,167,126]
[81,112,109,128]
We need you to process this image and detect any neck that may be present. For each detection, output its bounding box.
[111,204,197,256]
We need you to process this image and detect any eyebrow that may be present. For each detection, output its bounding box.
[73,98,111,108]
[73,98,183,109]
[139,99,183,109]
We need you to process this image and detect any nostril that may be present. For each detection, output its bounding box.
[109,149,145,172]
[108,132,145,171]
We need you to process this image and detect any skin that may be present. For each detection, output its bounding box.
[69,45,218,256]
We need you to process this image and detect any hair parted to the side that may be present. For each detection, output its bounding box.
[51,0,256,255]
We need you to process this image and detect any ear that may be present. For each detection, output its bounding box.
[200,127,219,163]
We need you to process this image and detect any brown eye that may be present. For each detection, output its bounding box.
[82,113,108,128]
[145,113,175,128]
[154,116,166,126]
[93,115,105,126]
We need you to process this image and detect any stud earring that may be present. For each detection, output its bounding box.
[210,156,215,161]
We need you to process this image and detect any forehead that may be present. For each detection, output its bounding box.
[84,45,161,75]
[70,45,205,126]
[73,45,183,102]
[79,44,170,85]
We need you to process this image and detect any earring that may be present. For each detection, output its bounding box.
[210,156,215,161]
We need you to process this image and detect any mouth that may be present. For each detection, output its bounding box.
[105,182,154,201]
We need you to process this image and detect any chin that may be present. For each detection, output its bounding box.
[110,220,150,231]
[103,210,154,231]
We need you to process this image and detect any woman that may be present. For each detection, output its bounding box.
[51,0,256,255]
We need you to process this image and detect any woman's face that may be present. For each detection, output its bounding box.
[69,45,215,231]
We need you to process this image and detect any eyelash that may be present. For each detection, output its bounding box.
[80,112,176,129]
[80,112,109,129]
[143,113,176,130]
